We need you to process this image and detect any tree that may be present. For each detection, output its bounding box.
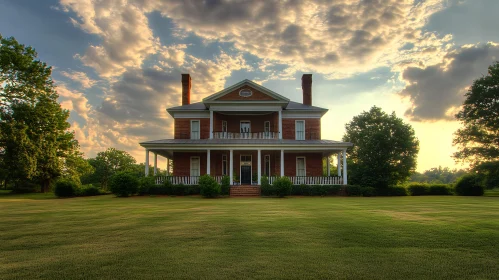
[342,106,419,188]
[453,62,499,189]
[82,148,137,189]
[0,35,80,192]
[409,166,467,184]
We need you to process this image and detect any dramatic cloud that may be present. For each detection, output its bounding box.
[60,0,159,77]
[399,43,499,121]
[60,70,96,89]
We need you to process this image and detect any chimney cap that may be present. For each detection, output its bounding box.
[302,74,312,81]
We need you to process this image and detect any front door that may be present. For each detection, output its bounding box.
[240,155,252,184]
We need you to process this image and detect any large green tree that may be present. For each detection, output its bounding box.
[453,62,499,188]
[0,35,81,191]
[343,106,420,188]
[82,148,137,189]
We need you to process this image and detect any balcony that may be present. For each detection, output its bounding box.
[213,131,278,140]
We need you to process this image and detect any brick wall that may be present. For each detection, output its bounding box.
[282,118,321,140]
[284,153,323,177]
[216,85,277,101]
[174,118,210,139]
[213,112,278,133]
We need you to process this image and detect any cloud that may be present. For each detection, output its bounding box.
[57,84,92,120]
[60,0,158,77]
[60,70,96,89]
[399,43,499,121]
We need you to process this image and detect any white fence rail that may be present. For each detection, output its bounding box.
[155,176,224,185]
[268,176,343,185]
[213,131,278,139]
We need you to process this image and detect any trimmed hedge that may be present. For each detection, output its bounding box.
[345,185,362,196]
[375,186,408,196]
[361,187,376,197]
[408,183,429,196]
[428,184,453,195]
[221,175,230,195]
[261,176,274,196]
[54,180,78,197]
[138,176,156,196]
[455,174,484,196]
[273,177,292,197]
[199,174,220,198]
[109,172,139,197]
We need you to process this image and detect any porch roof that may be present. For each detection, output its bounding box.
[140,138,352,158]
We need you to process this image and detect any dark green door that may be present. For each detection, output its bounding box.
[241,166,251,184]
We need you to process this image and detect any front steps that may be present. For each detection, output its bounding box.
[230,186,261,197]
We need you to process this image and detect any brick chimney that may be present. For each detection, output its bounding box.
[302,74,312,106]
[181,73,191,105]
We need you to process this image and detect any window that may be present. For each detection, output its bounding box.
[295,120,305,140]
[191,120,200,139]
[264,155,271,176]
[222,155,228,176]
[264,121,270,137]
[222,120,227,132]
[240,121,250,138]
[239,88,253,97]
[190,157,200,176]
[296,157,306,176]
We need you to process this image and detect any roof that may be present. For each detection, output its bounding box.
[166,100,327,112]
[140,139,352,146]
[202,79,290,102]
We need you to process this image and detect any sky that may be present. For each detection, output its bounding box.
[1,0,498,172]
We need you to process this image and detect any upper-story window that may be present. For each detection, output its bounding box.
[264,121,271,138]
[295,120,305,140]
[222,120,227,132]
[191,120,200,139]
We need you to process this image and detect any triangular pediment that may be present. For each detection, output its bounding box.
[203,79,290,103]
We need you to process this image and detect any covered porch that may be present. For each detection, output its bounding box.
[140,139,352,186]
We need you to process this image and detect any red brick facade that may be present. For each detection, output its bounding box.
[282,118,321,140]
[215,85,277,101]
[172,151,323,177]
[174,118,210,139]
[213,112,278,133]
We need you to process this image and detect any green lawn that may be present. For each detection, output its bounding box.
[1,192,498,279]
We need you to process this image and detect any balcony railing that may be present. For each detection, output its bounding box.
[213,131,278,139]
[155,176,224,185]
[268,176,343,185]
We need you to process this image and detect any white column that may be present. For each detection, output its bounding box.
[280,149,284,176]
[145,149,149,176]
[230,149,234,185]
[343,149,347,185]
[210,110,214,139]
[278,110,282,139]
[326,155,330,176]
[166,158,170,175]
[337,152,341,177]
[257,149,261,185]
[153,153,158,175]
[207,149,211,175]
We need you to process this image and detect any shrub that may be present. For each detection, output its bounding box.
[78,184,102,196]
[428,184,453,195]
[109,172,139,197]
[138,176,156,196]
[186,184,200,195]
[221,175,230,195]
[408,183,429,196]
[329,185,342,195]
[199,174,220,198]
[261,176,274,196]
[345,185,362,196]
[455,174,484,196]
[292,184,310,195]
[12,181,39,193]
[54,180,78,197]
[361,187,376,197]
[388,186,408,196]
[273,176,292,197]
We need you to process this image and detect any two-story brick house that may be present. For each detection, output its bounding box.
[140,74,352,188]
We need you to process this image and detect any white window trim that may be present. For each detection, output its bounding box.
[264,154,271,176]
[222,120,227,132]
[296,156,306,177]
[222,154,228,176]
[190,120,200,139]
[295,120,305,140]
[190,156,200,176]
[240,154,252,183]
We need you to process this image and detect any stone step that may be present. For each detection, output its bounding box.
[230,186,261,197]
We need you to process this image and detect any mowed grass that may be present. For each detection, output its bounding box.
[0,192,498,279]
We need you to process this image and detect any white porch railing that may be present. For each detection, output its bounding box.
[155,175,224,185]
[213,131,278,139]
[268,176,343,185]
